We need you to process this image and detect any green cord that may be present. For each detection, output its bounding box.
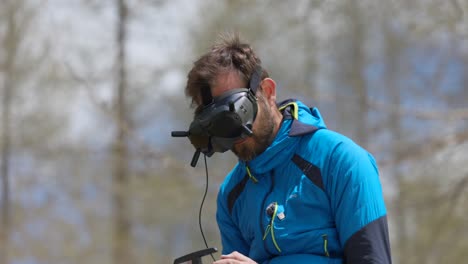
[278,102,298,120]
[262,202,282,253]
[262,224,271,240]
[322,234,330,257]
[246,166,258,183]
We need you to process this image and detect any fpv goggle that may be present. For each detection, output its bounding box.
[172,66,263,166]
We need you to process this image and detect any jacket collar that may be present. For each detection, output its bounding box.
[240,99,322,175]
[279,99,320,136]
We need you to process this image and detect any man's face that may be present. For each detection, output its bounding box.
[211,71,276,161]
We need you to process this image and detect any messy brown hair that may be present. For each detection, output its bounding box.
[185,32,269,108]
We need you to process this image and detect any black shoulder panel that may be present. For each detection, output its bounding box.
[289,119,319,136]
[291,154,324,191]
[344,215,392,264]
[227,174,250,214]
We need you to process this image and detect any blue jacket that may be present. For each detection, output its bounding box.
[216,100,391,263]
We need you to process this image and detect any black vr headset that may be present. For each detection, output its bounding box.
[172,66,263,167]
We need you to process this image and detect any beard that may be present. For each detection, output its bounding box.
[232,97,276,161]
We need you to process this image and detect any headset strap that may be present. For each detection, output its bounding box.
[249,66,263,94]
[202,65,262,106]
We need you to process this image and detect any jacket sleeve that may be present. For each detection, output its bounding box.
[263,254,342,264]
[329,143,392,264]
[216,182,250,256]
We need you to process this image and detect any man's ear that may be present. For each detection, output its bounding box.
[259,78,277,104]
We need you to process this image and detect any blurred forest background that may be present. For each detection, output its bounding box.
[1,0,467,263]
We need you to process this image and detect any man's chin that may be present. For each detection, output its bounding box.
[232,145,255,161]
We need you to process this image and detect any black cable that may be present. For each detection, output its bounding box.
[199,154,216,261]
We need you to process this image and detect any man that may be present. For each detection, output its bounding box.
[184,33,392,264]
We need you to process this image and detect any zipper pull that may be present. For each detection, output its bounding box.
[266,202,276,217]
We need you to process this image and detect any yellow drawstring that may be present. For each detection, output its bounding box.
[262,202,282,253]
[322,234,330,257]
[246,166,258,183]
[278,102,298,120]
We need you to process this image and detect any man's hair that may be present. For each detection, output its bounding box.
[185,32,269,108]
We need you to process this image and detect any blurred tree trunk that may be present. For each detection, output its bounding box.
[112,0,131,264]
[0,55,12,264]
[383,22,406,263]
[332,0,368,146]
[302,1,318,100]
[1,1,21,263]
[0,29,12,264]
[349,0,368,147]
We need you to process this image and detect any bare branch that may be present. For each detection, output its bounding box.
[377,129,468,168]
[367,99,468,121]
[422,174,468,262]
[389,174,468,210]
[319,92,468,121]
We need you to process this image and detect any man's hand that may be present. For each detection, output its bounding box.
[213,251,257,264]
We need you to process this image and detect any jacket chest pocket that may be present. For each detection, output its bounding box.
[284,174,331,221]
